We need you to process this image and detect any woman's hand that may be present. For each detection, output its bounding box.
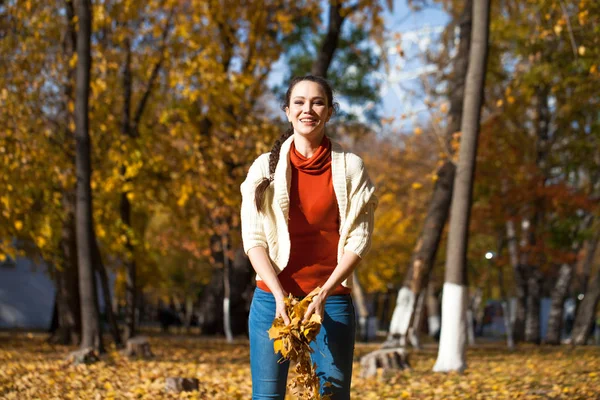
[274,293,291,326]
[303,291,327,323]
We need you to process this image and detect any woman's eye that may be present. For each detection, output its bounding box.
[294,101,303,105]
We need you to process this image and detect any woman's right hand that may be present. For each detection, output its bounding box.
[274,294,291,326]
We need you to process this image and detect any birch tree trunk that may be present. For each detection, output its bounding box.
[544,264,573,344]
[74,0,104,352]
[433,0,490,373]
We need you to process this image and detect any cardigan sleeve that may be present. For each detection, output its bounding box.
[343,155,378,258]
[344,200,376,257]
[240,154,269,254]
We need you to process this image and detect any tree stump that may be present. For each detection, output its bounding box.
[165,377,200,393]
[123,336,153,358]
[359,348,410,378]
[67,347,99,365]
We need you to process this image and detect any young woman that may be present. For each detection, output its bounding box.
[241,75,377,399]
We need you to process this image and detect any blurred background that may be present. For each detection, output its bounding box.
[1,0,599,349]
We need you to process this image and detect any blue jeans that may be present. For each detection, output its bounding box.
[249,288,356,399]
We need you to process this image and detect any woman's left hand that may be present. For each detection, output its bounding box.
[303,292,327,323]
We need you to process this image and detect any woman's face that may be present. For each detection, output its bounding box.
[285,80,333,139]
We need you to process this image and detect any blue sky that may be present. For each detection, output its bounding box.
[378,1,449,132]
[267,1,450,133]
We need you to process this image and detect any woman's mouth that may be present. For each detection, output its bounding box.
[299,118,317,126]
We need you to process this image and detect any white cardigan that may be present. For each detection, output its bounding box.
[240,135,377,288]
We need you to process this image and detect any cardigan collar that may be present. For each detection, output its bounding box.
[273,135,347,225]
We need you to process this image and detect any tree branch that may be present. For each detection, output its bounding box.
[131,7,175,137]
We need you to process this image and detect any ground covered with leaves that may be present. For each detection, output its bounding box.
[0,332,598,399]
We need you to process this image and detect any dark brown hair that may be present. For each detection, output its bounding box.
[254,75,337,212]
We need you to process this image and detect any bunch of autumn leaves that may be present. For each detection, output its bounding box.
[268,287,331,400]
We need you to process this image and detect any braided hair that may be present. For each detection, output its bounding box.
[254,75,337,212]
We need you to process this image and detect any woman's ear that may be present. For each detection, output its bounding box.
[285,106,291,122]
[326,107,333,122]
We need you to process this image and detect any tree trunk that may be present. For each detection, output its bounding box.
[120,37,137,340]
[576,230,599,296]
[48,1,81,347]
[545,264,573,344]
[467,288,482,346]
[121,190,137,339]
[93,238,123,347]
[408,290,425,349]
[198,241,253,336]
[572,270,600,345]
[351,272,370,342]
[385,0,472,347]
[49,191,82,345]
[572,230,600,345]
[311,1,345,78]
[496,254,514,349]
[433,0,490,373]
[506,218,527,342]
[74,0,104,353]
[184,296,194,333]
[524,269,541,344]
[426,282,441,338]
[222,234,233,343]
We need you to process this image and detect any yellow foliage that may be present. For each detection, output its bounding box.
[1,335,600,399]
[268,287,330,400]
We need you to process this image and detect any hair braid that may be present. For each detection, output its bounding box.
[254,126,294,212]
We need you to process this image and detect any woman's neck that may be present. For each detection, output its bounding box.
[293,132,325,158]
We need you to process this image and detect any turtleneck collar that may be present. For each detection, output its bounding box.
[290,135,332,175]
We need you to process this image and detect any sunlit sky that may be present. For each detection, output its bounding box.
[267,1,450,133]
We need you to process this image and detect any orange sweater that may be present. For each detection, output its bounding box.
[257,136,351,297]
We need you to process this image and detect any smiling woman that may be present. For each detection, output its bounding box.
[240,75,378,399]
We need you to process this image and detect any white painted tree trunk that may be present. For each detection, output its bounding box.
[433,0,490,372]
[388,287,416,338]
[433,283,468,372]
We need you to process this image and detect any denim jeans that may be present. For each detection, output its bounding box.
[249,287,356,400]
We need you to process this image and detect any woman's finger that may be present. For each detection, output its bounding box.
[279,307,291,325]
[303,303,315,322]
